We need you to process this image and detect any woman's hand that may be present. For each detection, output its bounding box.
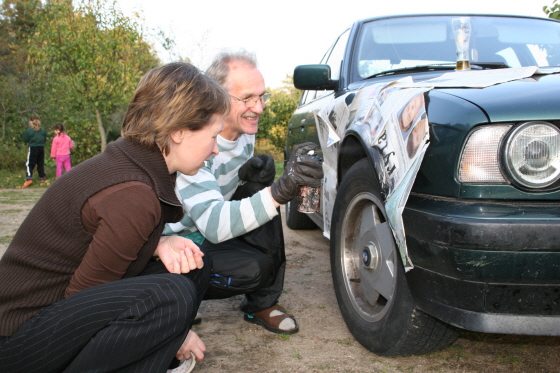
[155,236,204,274]
[176,330,206,362]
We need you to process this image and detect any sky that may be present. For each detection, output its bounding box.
[118,0,550,88]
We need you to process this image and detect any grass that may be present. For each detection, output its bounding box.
[277,333,290,341]
[0,164,57,189]
[0,236,14,244]
[496,354,523,364]
[314,364,335,370]
[336,338,352,346]
[0,189,45,204]
[274,161,284,181]
[0,193,44,204]
[1,209,24,213]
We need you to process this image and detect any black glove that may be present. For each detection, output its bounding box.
[238,154,276,184]
[271,142,323,205]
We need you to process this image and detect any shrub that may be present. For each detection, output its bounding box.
[0,143,27,172]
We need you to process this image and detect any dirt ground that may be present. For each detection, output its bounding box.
[1,188,560,373]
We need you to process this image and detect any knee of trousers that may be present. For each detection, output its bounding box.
[240,253,274,289]
[149,274,199,321]
[190,255,213,301]
[202,254,213,279]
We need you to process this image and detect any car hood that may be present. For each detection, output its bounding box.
[434,72,560,123]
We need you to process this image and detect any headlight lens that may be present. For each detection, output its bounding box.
[458,125,511,183]
[504,122,560,188]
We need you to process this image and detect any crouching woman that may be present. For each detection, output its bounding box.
[0,62,229,373]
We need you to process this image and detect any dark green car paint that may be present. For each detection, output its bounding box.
[285,14,560,337]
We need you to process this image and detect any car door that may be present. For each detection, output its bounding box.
[286,28,351,163]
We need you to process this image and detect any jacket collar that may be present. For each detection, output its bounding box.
[112,138,181,207]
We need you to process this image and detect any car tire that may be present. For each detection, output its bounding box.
[330,158,458,356]
[285,197,317,230]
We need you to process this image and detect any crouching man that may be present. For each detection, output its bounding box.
[163,50,323,334]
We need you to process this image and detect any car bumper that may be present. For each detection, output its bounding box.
[402,194,560,335]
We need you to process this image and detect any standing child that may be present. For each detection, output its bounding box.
[50,122,74,178]
[22,115,47,188]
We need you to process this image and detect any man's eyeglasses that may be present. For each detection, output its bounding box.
[229,92,271,108]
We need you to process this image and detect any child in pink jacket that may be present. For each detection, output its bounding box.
[50,122,74,178]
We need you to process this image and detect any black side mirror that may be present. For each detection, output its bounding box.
[293,64,338,91]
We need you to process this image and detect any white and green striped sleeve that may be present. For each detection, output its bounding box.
[166,168,278,244]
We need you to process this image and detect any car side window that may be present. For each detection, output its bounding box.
[326,28,350,81]
[299,90,310,106]
[314,28,350,100]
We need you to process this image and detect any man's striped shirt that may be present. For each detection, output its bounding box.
[163,134,278,244]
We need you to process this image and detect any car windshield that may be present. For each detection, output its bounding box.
[354,15,560,79]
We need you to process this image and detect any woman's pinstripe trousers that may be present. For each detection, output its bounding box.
[0,260,210,373]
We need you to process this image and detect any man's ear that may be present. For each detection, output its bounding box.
[170,130,184,144]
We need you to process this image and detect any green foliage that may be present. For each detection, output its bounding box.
[0,0,44,148]
[0,0,168,171]
[65,120,102,165]
[0,0,42,76]
[544,0,560,20]
[274,161,284,181]
[0,142,26,172]
[1,0,42,43]
[259,75,301,154]
[27,0,160,152]
[254,138,283,162]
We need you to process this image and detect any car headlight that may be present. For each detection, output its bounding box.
[503,122,560,189]
[458,122,560,190]
[458,125,511,184]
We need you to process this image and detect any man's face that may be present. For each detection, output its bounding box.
[221,62,266,141]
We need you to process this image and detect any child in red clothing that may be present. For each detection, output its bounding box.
[50,122,74,178]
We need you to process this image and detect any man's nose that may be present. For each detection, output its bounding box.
[251,98,264,114]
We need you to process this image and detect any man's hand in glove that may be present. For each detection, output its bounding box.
[270,142,323,205]
[238,154,276,184]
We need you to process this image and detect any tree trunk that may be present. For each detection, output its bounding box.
[95,107,107,152]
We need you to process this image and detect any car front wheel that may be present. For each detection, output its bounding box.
[330,158,458,356]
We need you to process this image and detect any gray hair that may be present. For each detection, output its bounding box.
[205,49,258,88]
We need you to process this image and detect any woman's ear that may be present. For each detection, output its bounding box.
[170,130,184,144]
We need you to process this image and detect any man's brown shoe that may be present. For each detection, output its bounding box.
[244,305,299,334]
[22,180,33,188]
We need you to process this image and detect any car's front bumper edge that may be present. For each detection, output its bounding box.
[413,290,560,336]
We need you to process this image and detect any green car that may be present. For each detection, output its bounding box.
[284,14,560,356]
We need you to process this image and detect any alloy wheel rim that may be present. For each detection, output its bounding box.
[339,191,397,322]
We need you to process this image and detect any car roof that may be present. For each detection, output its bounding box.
[354,13,558,26]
